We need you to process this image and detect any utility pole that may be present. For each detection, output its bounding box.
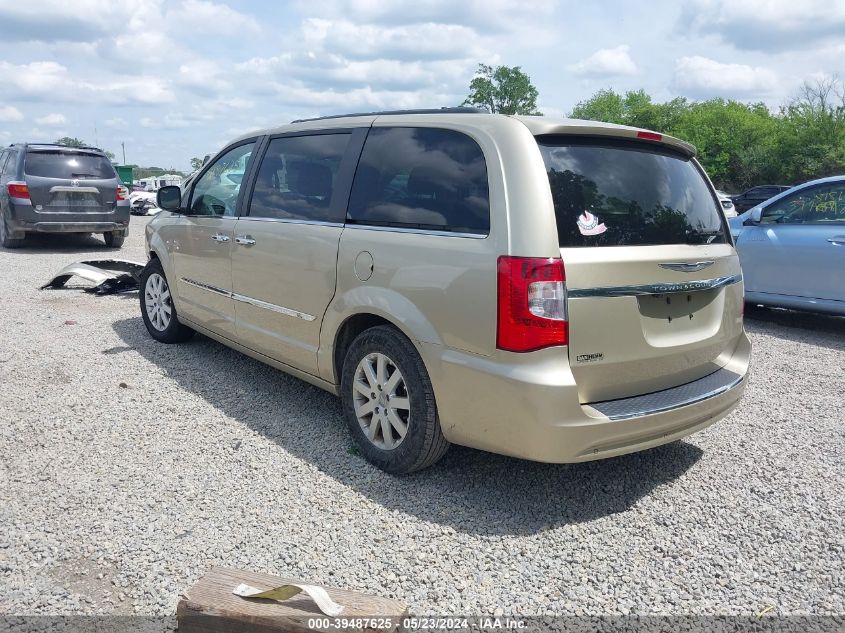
[121,142,126,164]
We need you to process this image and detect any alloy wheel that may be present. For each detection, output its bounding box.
[144,273,172,332]
[352,352,410,450]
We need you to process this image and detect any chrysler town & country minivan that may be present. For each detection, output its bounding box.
[141,109,750,473]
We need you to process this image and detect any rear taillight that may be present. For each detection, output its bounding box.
[497,256,568,352]
[116,185,129,201]
[7,181,29,199]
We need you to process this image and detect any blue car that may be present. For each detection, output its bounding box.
[728,175,845,315]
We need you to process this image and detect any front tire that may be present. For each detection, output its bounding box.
[103,231,125,248]
[341,325,449,474]
[139,260,195,343]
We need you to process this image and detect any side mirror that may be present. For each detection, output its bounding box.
[743,206,763,226]
[157,185,183,212]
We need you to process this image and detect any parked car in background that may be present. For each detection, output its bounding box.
[731,185,791,213]
[0,143,129,248]
[729,175,845,315]
[716,190,737,218]
[141,109,749,473]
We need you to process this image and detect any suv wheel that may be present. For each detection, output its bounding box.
[139,259,195,343]
[341,325,449,474]
[0,211,24,249]
[103,231,125,248]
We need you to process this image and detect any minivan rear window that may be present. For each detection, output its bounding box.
[537,137,726,247]
[347,127,490,235]
[24,151,116,180]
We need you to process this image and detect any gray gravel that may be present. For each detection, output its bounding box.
[0,217,843,618]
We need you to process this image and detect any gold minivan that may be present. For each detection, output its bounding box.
[142,109,750,473]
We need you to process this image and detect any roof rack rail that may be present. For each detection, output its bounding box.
[291,106,486,124]
[14,142,105,152]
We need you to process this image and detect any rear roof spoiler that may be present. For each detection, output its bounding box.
[512,116,697,158]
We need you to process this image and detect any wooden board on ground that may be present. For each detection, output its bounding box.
[177,566,408,633]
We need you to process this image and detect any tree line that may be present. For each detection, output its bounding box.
[464,65,845,192]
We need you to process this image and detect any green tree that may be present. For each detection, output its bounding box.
[463,64,541,115]
[55,136,86,148]
[674,99,779,190]
[570,88,626,124]
[776,77,845,183]
[55,136,116,161]
[190,157,205,170]
[570,89,687,132]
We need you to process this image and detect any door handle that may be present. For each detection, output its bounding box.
[828,236,845,246]
[210,233,230,243]
[235,235,256,246]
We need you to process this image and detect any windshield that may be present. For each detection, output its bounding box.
[24,151,117,180]
[537,137,726,247]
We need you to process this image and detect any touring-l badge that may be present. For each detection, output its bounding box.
[576,352,604,363]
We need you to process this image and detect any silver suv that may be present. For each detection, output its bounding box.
[0,143,129,248]
[142,109,750,473]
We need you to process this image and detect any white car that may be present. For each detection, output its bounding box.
[716,190,737,218]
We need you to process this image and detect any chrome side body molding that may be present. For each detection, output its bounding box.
[181,277,316,321]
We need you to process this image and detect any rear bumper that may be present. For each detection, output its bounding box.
[419,331,750,463]
[7,200,130,235]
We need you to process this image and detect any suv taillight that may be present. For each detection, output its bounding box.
[116,185,129,201]
[497,256,568,352]
[7,182,29,199]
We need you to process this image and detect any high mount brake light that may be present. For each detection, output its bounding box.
[637,131,663,141]
[497,256,568,352]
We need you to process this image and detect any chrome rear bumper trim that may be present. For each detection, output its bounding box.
[568,274,742,298]
[588,368,744,421]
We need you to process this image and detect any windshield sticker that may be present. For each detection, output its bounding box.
[577,210,607,236]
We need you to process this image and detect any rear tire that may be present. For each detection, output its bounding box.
[0,211,24,249]
[139,259,195,343]
[341,325,449,474]
[103,231,125,248]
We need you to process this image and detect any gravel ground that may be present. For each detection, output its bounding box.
[0,216,843,619]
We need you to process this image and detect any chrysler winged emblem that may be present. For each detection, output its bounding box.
[658,261,715,273]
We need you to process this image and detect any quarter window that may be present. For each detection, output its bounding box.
[761,184,845,225]
[347,127,490,235]
[189,142,255,217]
[248,133,351,222]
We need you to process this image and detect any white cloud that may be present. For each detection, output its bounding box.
[0,105,24,121]
[167,0,260,35]
[0,0,155,42]
[297,0,556,32]
[569,45,637,77]
[673,56,779,97]
[105,117,128,129]
[0,60,173,105]
[302,19,485,61]
[681,0,845,50]
[35,113,66,125]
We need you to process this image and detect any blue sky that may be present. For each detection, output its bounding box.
[1,0,843,170]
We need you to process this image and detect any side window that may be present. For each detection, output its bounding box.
[1,151,16,177]
[248,133,351,222]
[347,127,490,235]
[0,151,7,176]
[761,184,845,225]
[189,142,255,217]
